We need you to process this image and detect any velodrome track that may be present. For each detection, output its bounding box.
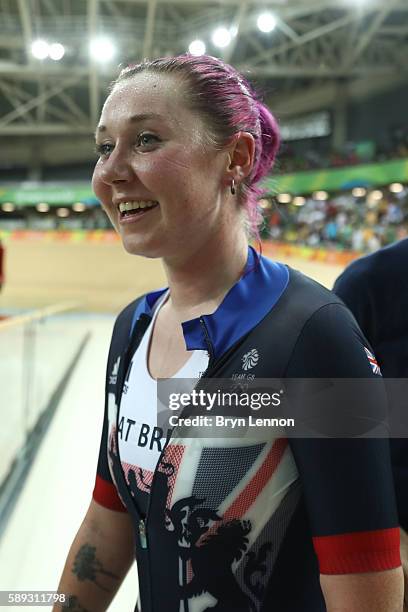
[0,239,345,313]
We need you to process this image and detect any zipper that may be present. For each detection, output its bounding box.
[138,518,147,549]
[115,313,153,551]
[199,316,215,366]
[142,316,216,546]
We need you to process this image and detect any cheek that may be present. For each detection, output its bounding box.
[92,166,116,225]
[92,165,111,204]
[144,152,212,206]
[92,164,103,196]
[137,152,191,181]
[157,150,193,171]
[143,144,208,178]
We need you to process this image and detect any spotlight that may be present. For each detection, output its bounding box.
[212,27,232,48]
[259,199,272,209]
[257,12,277,33]
[49,43,65,61]
[36,202,50,212]
[389,183,404,193]
[277,193,292,204]
[189,40,206,56]
[352,187,367,197]
[370,190,383,200]
[72,202,86,212]
[31,39,49,60]
[90,38,116,62]
[56,207,70,217]
[313,191,329,201]
[293,196,306,207]
[2,202,15,212]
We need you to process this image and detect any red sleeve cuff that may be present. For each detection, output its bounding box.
[313,527,401,574]
[93,475,127,512]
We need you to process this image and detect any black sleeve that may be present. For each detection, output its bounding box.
[92,297,145,512]
[284,303,400,574]
[92,317,128,512]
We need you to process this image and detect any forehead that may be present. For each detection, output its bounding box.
[99,72,192,130]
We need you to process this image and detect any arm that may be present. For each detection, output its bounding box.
[400,528,408,611]
[53,499,135,612]
[321,568,403,612]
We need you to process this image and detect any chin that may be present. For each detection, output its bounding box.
[121,234,165,259]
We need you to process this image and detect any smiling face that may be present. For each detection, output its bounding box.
[92,72,239,259]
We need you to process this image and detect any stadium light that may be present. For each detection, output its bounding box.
[349,0,372,5]
[36,202,49,212]
[257,12,277,33]
[389,183,404,193]
[1,202,15,212]
[90,37,116,62]
[370,189,383,200]
[56,207,70,217]
[352,187,367,197]
[73,202,86,212]
[313,191,329,201]
[189,40,206,56]
[277,193,292,204]
[293,196,306,206]
[31,39,49,60]
[259,199,272,209]
[212,27,232,48]
[49,43,65,61]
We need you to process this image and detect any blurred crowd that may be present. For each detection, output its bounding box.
[277,128,408,174]
[265,184,408,253]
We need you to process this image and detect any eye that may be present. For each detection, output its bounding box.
[94,142,114,157]
[136,132,160,148]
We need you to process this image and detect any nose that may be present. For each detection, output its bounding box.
[99,147,134,185]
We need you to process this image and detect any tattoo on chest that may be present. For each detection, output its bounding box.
[72,544,119,592]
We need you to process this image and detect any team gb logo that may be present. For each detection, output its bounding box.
[242,349,259,371]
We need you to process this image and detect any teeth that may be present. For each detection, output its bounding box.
[119,200,158,213]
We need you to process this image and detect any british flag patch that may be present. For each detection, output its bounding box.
[364,347,382,375]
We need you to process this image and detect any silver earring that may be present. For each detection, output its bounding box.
[231,178,236,195]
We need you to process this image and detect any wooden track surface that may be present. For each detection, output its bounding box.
[0,241,345,313]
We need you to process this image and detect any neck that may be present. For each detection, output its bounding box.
[161,230,249,320]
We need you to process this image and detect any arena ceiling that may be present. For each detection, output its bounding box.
[1,0,408,171]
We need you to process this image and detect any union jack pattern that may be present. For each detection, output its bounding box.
[364,347,382,375]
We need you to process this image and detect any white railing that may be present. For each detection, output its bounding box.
[0,302,85,487]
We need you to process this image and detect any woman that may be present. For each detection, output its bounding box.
[55,55,403,612]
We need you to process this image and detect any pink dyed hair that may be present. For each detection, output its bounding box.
[112,54,280,240]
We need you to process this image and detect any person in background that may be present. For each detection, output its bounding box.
[333,237,408,611]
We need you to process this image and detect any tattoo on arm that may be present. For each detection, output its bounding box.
[71,544,119,592]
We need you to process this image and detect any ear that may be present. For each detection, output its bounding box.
[225,131,256,185]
